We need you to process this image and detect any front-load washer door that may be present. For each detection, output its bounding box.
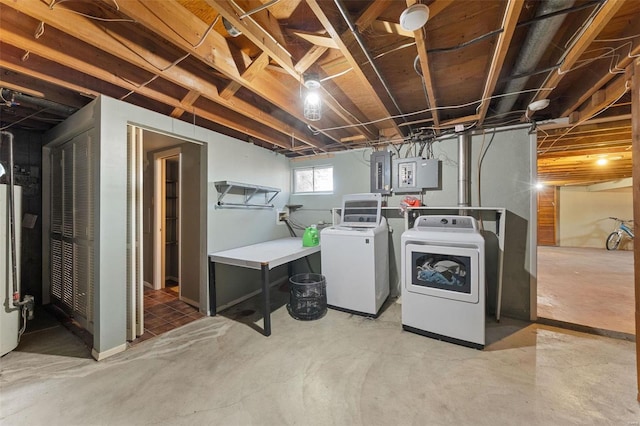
[404,243,480,303]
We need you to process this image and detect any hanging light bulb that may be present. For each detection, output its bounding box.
[304,91,321,121]
[303,73,322,121]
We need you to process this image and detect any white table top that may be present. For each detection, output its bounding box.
[209,237,321,270]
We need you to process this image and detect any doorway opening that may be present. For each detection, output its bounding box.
[536,185,635,336]
[131,128,206,342]
[154,151,181,294]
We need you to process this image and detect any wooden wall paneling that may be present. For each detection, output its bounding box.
[537,185,557,246]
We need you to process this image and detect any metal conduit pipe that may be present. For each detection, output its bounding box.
[495,0,575,115]
[333,0,407,124]
[1,89,78,116]
[458,132,471,208]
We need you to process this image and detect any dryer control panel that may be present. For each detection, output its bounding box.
[413,215,477,230]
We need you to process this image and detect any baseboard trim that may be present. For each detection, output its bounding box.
[91,343,127,361]
[180,296,199,308]
[535,317,636,342]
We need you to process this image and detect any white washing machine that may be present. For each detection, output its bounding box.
[321,193,389,317]
[401,215,485,349]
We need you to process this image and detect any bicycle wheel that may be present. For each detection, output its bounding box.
[606,231,622,250]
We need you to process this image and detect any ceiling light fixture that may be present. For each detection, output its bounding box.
[303,73,322,121]
[596,158,608,166]
[399,4,430,32]
[303,73,321,90]
[527,99,550,112]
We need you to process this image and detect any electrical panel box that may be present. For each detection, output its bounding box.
[370,151,392,195]
[392,157,440,193]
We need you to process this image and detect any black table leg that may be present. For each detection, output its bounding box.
[261,263,271,336]
[209,257,217,316]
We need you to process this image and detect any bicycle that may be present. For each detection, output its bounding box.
[605,217,634,250]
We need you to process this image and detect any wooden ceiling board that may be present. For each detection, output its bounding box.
[0,68,90,110]
[0,0,633,174]
[266,0,304,20]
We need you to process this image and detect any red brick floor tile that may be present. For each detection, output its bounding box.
[170,316,197,328]
[162,310,187,322]
[148,322,176,335]
[147,304,175,316]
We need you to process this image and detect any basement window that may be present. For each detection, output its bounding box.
[293,165,333,193]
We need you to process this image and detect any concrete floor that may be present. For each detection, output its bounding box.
[537,246,635,335]
[2,289,639,425]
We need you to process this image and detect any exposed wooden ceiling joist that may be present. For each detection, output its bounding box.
[307,0,403,137]
[0,0,635,186]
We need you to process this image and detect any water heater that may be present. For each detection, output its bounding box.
[1,184,21,356]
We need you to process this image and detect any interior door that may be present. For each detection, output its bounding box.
[126,126,144,340]
[49,132,94,332]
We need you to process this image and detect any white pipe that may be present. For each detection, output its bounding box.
[0,131,19,304]
[458,132,471,207]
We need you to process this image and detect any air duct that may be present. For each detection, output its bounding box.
[495,0,575,114]
[458,132,471,207]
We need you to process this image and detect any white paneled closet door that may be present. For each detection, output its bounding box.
[49,131,94,332]
[126,126,144,340]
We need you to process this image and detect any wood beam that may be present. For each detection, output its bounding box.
[204,0,295,76]
[632,56,640,403]
[308,0,403,136]
[354,0,388,29]
[220,52,270,100]
[530,0,625,106]
[406,0,455,133]
[411,17,439,131]
[290,30,338,49]
[105,0,349,144]
[369,20,414,38]
[477,0,524,124]
[0,16,296,150]
[170,90,201,118]
[0,68,89,108]
[294,46,329,74]
[572,73,630,124]
[561,42,640,117]
[0,1,326,150]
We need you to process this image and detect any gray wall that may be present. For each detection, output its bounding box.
[43,95,536,359]
[44,96,289,358]
[289,127,535,320]
[207,133,291,308]
[180,141,204,303]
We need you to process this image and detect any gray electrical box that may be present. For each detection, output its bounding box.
[370,151,392,195]
[392,157,440,193]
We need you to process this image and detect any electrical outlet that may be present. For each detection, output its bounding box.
[277,210,289,224]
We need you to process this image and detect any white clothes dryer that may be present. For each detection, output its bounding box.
[321,193,389,317]
[401,215,485,349]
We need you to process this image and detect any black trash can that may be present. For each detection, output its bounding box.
[287,273,327,321]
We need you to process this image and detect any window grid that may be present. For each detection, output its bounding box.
[294,165,333,194]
